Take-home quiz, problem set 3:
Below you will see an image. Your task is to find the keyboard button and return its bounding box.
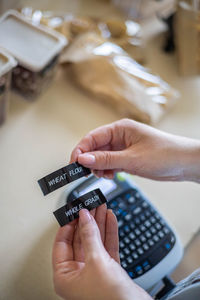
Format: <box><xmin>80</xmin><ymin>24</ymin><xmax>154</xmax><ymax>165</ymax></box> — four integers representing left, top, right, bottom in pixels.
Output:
<box><xmin>140</xmin><ymin>214</ymin><xmax>146</xmax><ymax>222</ymax></box>
<box><xmin>137</xmin><ymin>248</ymin><xmax>144</xmax><ymax>256</ymax></box>
<box><xmin>142</xmin><ymin>201</ymin><xmax>149</xmax><ymax>208</ymax></box>
<box><xmin>135</xmin><ymin>192</ymin><xmax>140</xmax><ymax>200</ymax></box>
<box><xmin>163</xmin><ymin>227</ymin><xmax>169</xmax><ymax>234</ymax></box>
<box><xmin>122</xmin><ymin>211</ymin><xmax>128</xmax><ymax>217</ymax></box>
<box><xmin>115</xmin><ymin>209</ymin><xmax>122</xmax><ymax>216</ymax></box>
<box><xmin>149</xmin><ymin>207</ymin><xmax>155</xmax><ymax>214</ymax></box>
<box><xmin>127</xmin><ymin>256</ymin><xmax>133</xmax><ymax>264</ymax></box>
<box><xmin>133</xmin><ymin>207</ymin><xmax>142</xmax><ymax>215</ymax></box>
<box><xmin>153</xmin><ymin>235</ymin><xmax>159</xmax><ymax>243</ymax></box>
<box><xmin>160</xmin><ymin>219</ymin><xmax>166</xmax><ymax>226</ymax></box>
<box><xmin>110</xmin><ymin>200</ymin><xmax>118</xmax><ymax>208</ymax></box>
<box><xmin>144</xmin><ymin>220</ymin><xmax>151</xmax><ymax>228</ymax></box>
<box><xmin>124</xmin><ymin>225</ymin><xmax>130</xmax><ymax>233</ymax></box>
<box><xmin>158</xmin><ymin>231</ymin><xmax>165</xmax><ymax>239</ymax></box>
<box><xmin>155</xmin><ymin>223</ymin><xmax>162</xmax><ymax>230</ymax></box>
<box><xmin>124</xmin><ymin>193</ymin><xmax>131</xmax><ymax>200</ymax></box>
<box><xmin>127</xmin><ymin>196</ymin><xmax>136</xmax><ymax>204</ymax></box>
<box><xmin>122</xmin><ymin>261</ymin><xmax>128</xmax><ymax>268</ymax></box>
<box><xmin>118</xmin><ymin>220</ymin><xmax>124</xmax><ymax>228</ymax></box>
<box><xmin>145</xmin><ymin>231</ymin><xmax>151</xmax><ymax>238</ymax></box>
<box><xmin>143</xmin><ymin>260</ymin><xmax>151</xmax><ymax>271</ymax></box>
<box><xmin>164</xmin><ymin>242</ymin><xmax>171</xmax><ymax>251</ymax></box>
<box><xmin>130</xmin><ymin>222</ymin><xmax>135</xmax><ymax>230</ymax></box>
<box><xmin>143</xmin><ymin>243</ymin><xmax>149</xmax><ymax>251</ymax></box>
<box><xmin>148</xmin><ymin>239</ymin><xmax>154</xmax><ymax>247</ymax></box>
<box><xmin>119</xmin><ymin>230</ymin><xmax>125</xmax><ymax>238</ymax></box>
<box><xmin>124</xmin><ymin>237</ymin><xmax>131</xmax><ymax>244</ymax></box>
<box><xmin>120</xmin><ymin>252</ymin><xmax>125</xmax><ymax>260</ymax></box>
<box><xmin>118</xmin><ymin>201</ymin><xmax>126</xmax><ymax>209</ymax></box>
<box><xmin>129</xmin><ymin>232</ymin><xmax>136</xmax><ymax>240</ymax></box>
<box><xmin>132</xmin><ymin>252</ymin><xmax>139</xmax><ymax>260</ymax></box>
<box><xmin>135</xmin><ymin>265</ymin><xmax>143</xmax><ymax>276</ymax></box>
<box><xmin>128</xmin><ymin>271</ymin><xmax>135</xmax><ymax>279</ymax></box>
<box><xmin>145</xmin><ymin>211</ymin><xmax>151</xmax><ymax>218</ymax></box>
<box><xmin>155</xmin><ymin>213</ymin><xmax>160</xmax><ymax>219</ymax></box>
<box><xmin>135</xmin><ymin>239</ymin><xmax>141</xmax><ymax>247</ymax></box>
<box><xmin>149</xmin><ymin>246</ymin><xmax>167</xmax><ymax>266</ymax></box>
<box><xmin>124</xmin><ymin>248</ymin><xmax>130</xmax><ymax>255</ymax></box>
<box><xmin>120</xmin><ymin>241</ymin><xmax>125</xmax><ymax>249</ymax></box>
<box><xmin>134</xmin><ymin>217</ymin><xmax>140</xmax><ymax>225</ymax></box>
<box><xmin>125</xmin><ymin>214</ymin><xmax>132</xmax><ymax>221</ymax></box>
<box><xmin>140</xmin><ymin>235</ymin><xmax>146</xmax><ymax>243</ymax></box>
<box><xmin>135</xmin><ymin>229</ymin><xmax>141</xmax><ymax>236</ymax></box>
<box><xmin>150</xmin><ymin>216</ymin><xmax>156</xmax><ymax>224</ymax></box>
<box><xmin>170</xmin><ymin>235</ymin><xmax>175</xmax><ymax>244</ymax></box>
<box><xmin>130</xmin><ymin>243</ymin><xmax>136</xmax><ymax>251</ymax></box>
<box><xmin>140</xmin><ymin>225</ymin><xmax>146</xmax><ymax>232</ymax></box>
<box><xmin>150</xmin><ymin>227</ymin><xmax>156</xmax><ymax>234</ymax></box>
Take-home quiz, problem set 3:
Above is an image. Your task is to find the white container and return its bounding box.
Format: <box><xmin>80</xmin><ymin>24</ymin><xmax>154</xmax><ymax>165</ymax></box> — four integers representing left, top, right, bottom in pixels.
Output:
<box><xmin>0</xmin><ymin>10</ymin><xmax>67</xmax><ymax>99</ymax></box>
<box><xmin>112</xmin><ymin>0</ymin><xmax>176</xmax><ymax>20</ymax></box>
<box><xmin>0</xmin><ymin>49</ymin><xmax>17</xmax><ymax>125</ymax></box>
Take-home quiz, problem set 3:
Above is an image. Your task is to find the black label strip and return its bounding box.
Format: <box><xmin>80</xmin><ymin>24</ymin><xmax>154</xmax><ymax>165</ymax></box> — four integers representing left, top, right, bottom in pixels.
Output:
<box><xmin>53</xmin><ymin>189</ymin><xmax>107</xmax><ymax>226</ymax></box>
<box><xmin>38</xmin><ymin>162</ymin><xmax>91</xmax><ymax>196</ymax></box>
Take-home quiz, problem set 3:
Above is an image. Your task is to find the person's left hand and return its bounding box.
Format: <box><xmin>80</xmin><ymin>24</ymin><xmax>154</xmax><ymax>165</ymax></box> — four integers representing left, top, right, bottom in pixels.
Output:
<box><xmin>52</xmin><ymin>205</ymin><xmax>152</xmax><ymax>300</ymax></box>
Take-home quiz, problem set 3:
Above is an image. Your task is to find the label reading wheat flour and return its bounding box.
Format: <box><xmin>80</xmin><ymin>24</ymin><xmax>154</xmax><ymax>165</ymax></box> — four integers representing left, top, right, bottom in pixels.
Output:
<box><xmin>38</xmin><ymin>162</ymin><xmax>91</xmax><ymax>196</ymax></box>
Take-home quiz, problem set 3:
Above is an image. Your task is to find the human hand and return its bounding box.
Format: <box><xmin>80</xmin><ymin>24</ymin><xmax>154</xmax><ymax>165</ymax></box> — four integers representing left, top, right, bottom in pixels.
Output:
<box><xmin>70</xmin><ymin>119</ymin><xmax>200</xmax><ymax>183</ymax></box>
<box><xmin>52</xmin><ymin>205</ymin><xmax>152</xmax><ymax>300</ymax></box>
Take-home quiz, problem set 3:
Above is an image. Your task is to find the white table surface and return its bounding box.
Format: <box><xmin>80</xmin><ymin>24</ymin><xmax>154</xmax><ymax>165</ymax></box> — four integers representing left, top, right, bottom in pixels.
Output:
<box><xmin>0</xmin><ymin>1</ymin><xmax>200</xmax><ymax>299</ymax></box>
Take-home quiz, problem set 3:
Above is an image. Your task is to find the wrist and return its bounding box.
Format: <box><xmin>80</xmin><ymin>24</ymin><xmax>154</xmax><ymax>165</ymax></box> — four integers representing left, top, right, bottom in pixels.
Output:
<box><xmin>180</xmin><ymin>138</ymin><xmax>200</xmax><ymax>183</ymax></box>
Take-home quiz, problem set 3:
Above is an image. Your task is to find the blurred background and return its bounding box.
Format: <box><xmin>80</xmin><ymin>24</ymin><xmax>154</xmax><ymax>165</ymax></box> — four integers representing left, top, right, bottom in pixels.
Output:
<box><xmin>0</xmin><ymin>0</ymin><xmax>200</xmax><ymax>299</ymax></box>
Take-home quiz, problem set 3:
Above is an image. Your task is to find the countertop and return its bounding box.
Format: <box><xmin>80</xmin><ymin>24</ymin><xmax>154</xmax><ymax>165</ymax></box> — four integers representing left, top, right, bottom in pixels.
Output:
<box><xmin>0</xmin><ymin>1</ymin><xmax>200</xmax><ymax>299</ymax></box>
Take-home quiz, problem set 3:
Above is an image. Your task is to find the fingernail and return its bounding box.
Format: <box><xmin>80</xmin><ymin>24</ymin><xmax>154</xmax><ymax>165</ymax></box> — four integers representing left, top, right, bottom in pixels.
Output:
<box><xmin>79</xmin><ymin>153</ymin><xmax>95</xmax><ymax>165</ymax></box>
<box><xmin>79</xmin><ymin>209</ymin><xmax>92</xmax><ymax>225</ymax></box>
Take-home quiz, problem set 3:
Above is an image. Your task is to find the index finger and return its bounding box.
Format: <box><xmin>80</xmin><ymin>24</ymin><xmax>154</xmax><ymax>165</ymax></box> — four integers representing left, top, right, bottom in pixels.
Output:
<box><xmin>70</xmin><ymin>124</ymin><xmax>113</xmax><ymax>163</ymax></box>
<box><xmin>52</xmin><ymin>220</ymin><xmax>77</xmax><ymax>271</ymax></box>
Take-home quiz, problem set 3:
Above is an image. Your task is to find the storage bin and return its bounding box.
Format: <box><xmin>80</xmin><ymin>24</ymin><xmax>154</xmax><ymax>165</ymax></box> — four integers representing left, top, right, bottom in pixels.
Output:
<box><xmin>0</xmin><ymin>49</ymin><xmax>17</xmax><ymax>125</ymax></box>
<box><xmin>0</xmin><ymin>10</ymin><xmax>67</xmax><ymax>99</ymax></box>
<box><xmin>112</xmin><ymin>0</ymin><xmax>176</xmax><ymax>20</ymax></box>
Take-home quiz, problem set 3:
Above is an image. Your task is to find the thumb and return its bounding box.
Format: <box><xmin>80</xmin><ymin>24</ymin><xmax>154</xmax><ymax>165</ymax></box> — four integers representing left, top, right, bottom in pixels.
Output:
<box><xmin>78</xmin><ymin>150</ymin><xmax>127</xmax><ymax>170</ymax></box>
<box><xmin>79</xmin><ymin>209</ymin><xmax>107</xmax><ymax>262</ymax></box>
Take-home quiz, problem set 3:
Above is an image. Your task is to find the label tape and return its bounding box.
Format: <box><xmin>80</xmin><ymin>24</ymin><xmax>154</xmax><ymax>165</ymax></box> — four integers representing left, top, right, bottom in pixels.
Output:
<box><xmin>38</xmin><ymin>162</ymin><xmax>91</xmax><ymax>196</ymax></box>
<box><xmin>53</xmin><ymin>188</ymin><xmax>107</xmax><ymax>226</ymax></box>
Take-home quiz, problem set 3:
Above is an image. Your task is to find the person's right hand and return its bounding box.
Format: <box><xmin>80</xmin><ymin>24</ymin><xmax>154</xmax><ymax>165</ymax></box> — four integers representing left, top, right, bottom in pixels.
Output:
<box><xmin>53</xmin><ymin>206</ymin><xmax>152</xmax><ymax>300</ymax></box>
<box><xmin>70</xmin><ymin>119</ymin><xmax>200</xmax><ymax>183</ymax></box>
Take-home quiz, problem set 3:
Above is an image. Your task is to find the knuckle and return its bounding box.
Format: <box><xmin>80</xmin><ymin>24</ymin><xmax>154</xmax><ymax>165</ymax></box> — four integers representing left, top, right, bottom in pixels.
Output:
<box><xmin>85</xmin><ymin>133</ymin><xmax>96</xmax><ymax>150</ymax></box>
<box><xmin>121</xmin><ymin>118</ymin><xmax>137</xmax><ymax>129</ymax></box>
<box><xmin>120</xmin><ymin>118</ymin><xmax>132</xmax><ymax>126</ymax></box>
<box><xmin>121</xmin><ymin>117</ymin><xmax>130</xmax><ymax>123</ymax></box>
<box><xmin>81</xmin><ymin>223</ymin><xmax>96</xmax><ymax>238</ymax></box>
<box><xmin>104</xmin><ymin>151</ymin><xmax>112</xmax><ymax>168</ymax></box>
